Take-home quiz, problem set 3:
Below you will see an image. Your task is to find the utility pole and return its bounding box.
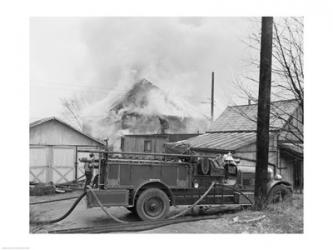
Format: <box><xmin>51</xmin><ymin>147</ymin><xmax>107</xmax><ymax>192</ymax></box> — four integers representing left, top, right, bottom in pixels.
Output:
<box><xmin>254</xmin><ymin>17</ymin><xmax>273</xmax><ymax>210</ymax></box>
<box><xmin>211</xmin><ymin>72</ymin><xmax>215</xmax><ymax>122</ymax></box>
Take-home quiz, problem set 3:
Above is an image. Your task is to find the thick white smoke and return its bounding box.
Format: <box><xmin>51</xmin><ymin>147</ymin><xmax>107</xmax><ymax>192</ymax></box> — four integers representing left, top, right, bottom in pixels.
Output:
<box><xmin>77</xmin><ymin>17</ymin><xmax>253</xmax><ymax>107</ymax></box>
<box><xmin>58</xmin><ymin>17</ymin><xmax>255</xmax><ymax>146</ymax></box>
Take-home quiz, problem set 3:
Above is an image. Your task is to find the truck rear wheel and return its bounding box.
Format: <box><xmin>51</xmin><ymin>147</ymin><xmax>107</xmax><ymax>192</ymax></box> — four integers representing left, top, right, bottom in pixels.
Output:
<box><xmin>136</xmin><ymin>188</ymin><xmax>170</xmax><ymax>221</ymax></box>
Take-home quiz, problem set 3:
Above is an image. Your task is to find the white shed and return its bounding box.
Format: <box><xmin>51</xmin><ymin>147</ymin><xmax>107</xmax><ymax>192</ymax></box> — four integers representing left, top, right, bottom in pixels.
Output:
<box><xmin>30</xmin><ymin>117</ymin><xmax>104</xmax><ymax>184</ymax></box>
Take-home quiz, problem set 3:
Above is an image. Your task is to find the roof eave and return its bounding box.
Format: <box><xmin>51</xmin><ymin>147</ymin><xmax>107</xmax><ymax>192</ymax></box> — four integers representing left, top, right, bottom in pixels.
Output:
<box><xmin>30</xmin><ymin>117</ymin><xmax>105</xmax><ymax>146</ymax></box>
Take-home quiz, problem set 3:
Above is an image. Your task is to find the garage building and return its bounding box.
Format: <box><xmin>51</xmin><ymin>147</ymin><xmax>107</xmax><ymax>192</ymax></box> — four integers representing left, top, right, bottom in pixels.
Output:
<box><xmin>30</xmin><ymin>117</ymin><xmax>104</xmax><ymax>184</ymax></box>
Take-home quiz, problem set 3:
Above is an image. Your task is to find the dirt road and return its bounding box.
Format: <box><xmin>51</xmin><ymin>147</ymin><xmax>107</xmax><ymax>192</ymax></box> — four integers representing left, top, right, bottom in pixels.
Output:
<box><xmin>30</xmin><ymin>192</ymin><xmax>303</xmax><ymax>233</ymax></box>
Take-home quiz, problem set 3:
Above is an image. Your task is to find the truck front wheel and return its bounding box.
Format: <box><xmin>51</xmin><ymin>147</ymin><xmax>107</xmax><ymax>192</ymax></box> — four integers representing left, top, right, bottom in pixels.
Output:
<box><xmin>267</xmin><ymin>184</ymin><xmax>292</xmax><ymax>204</ymax></box>
<box><xmin>136</xmin><ymin>188</ymin><xmax>170</xmax><ymax>221</ymax></box>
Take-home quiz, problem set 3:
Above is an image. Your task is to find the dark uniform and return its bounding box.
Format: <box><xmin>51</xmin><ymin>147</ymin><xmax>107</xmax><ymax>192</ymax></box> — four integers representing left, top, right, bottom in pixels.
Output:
<box><xmin>84</xmin><ymin>154</ymin><xmax>95</xmax><ymax>190</ymax></box>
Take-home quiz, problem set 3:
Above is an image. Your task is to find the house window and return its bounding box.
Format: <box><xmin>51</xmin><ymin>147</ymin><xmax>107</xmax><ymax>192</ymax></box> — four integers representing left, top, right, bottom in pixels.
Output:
<box><xmin>144</xmin><ymin>140</ymin><xmax>152</xmax><ymax>152</ymax></box>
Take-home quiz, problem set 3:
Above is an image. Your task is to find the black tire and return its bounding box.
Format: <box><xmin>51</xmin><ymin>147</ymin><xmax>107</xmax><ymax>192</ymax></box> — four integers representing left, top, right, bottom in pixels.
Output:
<box><xmin>267</xmin><ymin>184</ymin><xmax>292</xmax><ymax>204</ymax></box>
<box><xmin>136</xmin><ymin>188</ymin><xmax>170</xmax><ymax>221</ymax></box>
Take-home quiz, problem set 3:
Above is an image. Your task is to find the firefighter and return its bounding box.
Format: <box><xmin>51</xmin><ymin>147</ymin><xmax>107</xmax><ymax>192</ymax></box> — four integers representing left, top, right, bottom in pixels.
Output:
<box><xmin>222</xmin><ymin>152</ymin><xmax>238</xmax><ymax>182</ymax></box>
<box><xmin>222</xmin><ymin>153</ymin><xmax>234</xmax><ymax>180</ymax></box>
<box><xmin>84</xmin><ymin>153</ymin><xmax>95</xmax><ymax>191</ymax></box>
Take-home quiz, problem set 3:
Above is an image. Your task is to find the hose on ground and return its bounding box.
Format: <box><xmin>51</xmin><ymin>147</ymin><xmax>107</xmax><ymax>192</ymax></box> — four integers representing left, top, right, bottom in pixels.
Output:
<box><xmin>215</xmin><ymin>183</ymin><xmax>254</xmax><ymax>206</ymax></box>
<box><xmin>169</xmin><ymin>181</ymin><xmax>216</xmax><ymax>219</ymax></box>
<box><xmin>86</xmin><ymin>186</ymin><xmax>128</xmax><ymax>224</ymax></box>
<box><xmin>30</xmin><ymin>191</ymin><xmax>87</xmax><ymax>225</ymax></box>
<box><xmin>30</xmin><ymin>196</ymin><xmax>81</xmax><ymax>205</ymax></box>
<box><xmin>30</xmin><ymin>186</ymin><xmax>127</xmax><ymax>226</ymax></box>
<box><xmin>169</xmin><ymin>182</ymin><xmax>253</xmax><ymax>219</ymax></box>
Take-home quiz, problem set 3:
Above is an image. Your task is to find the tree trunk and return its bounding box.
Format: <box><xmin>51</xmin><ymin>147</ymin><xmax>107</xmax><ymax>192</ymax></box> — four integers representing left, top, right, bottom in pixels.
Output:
<box><xmin>255</xmin><ymin>17</ymin><xmax>273</xmax><ymax>210</ymax></box>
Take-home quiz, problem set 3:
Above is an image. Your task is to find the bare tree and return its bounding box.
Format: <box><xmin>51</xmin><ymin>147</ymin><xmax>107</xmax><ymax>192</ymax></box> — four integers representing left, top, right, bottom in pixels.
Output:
<box><xmin>239</xmin><ymin>17</ymin><xmax>303</xmax><ymax>101</ymax></box>
<box><xmin>61</xmin><ymin>97</ymin><xmax>83</xmax><ymax>130</ymax></box>
<box><xmin>235</xmin><ymin>17</ymin><xmax>304</xmax><ymax>146</ymax></box>
<box><xmin>272</xmin><ymin>18</ymin><xmax>303</xmax><ymax>105</ymax></box>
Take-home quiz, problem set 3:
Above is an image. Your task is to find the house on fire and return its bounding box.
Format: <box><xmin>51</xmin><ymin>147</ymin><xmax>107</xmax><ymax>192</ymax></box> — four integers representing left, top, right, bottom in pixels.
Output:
<box><xmin>166</xmin><ymin>99</ymin><xmax>303</xmax><ymax>191</ymax></box>
<box><xmin>80</xmin><ymin>79</ymin><xmax>209</xmax><ymax>148</ymax></box>
<box><xmin>30</xmin><ymin>117</ymin><xmax>104</xmax><ymax>184</ymax></box>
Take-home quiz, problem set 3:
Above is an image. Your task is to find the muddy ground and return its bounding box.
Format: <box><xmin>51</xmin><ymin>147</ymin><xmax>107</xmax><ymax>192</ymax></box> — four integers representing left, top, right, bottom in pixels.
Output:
<box><xmin>30</xmin><ymin>191</ymin><xmax>303</xmax><ymax>234</ymax></box>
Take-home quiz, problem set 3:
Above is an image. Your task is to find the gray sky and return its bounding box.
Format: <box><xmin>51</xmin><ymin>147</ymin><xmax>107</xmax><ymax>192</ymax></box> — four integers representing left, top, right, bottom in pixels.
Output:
<box><xmin>30</xmin><ymin>17</ymin><xmax>258</xmax><ymax>122</ymax></box>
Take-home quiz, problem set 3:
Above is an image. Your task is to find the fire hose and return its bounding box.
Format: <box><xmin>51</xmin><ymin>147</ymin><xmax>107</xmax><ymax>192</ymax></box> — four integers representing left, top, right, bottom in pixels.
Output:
<box><xmin>31</xmin><ymin>182</ymin><xmax>253</xmax><ymax>229</ymax></box>
<box><xmin>86</xmin><ymin>186</ymin><xmax>127</xmax><ymax>224</ymax></box>
<box><xmin>169</xmin><ymin>182</ymin><xmax>253</xmax><ymax>219</ymax></box>
<box><xmin>169</xmin><ymin>181</ymin><xmax>216</xmax><ymax>219</ymax></box>
<box><xmin>31</xmin><ymin>191</ymin><xmax>87</xmax><ymax>225</ymax></box>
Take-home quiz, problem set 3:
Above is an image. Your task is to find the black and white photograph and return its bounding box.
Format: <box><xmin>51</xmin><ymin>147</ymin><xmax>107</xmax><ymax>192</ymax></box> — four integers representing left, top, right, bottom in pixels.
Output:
<box><xmin>2</xmin><ymin>0</ymin><xmax>333</xmax><ymax>249</ymax></box>
<box><xmin>29</xmin><ymin>16</ymin><xmax>303</xmax><ymax>234</ymax></box>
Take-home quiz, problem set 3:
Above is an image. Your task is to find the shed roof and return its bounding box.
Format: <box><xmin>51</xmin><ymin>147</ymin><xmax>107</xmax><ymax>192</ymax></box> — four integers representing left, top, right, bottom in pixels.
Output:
<box><xmin>209</xmin><ymin>99</ymin><xmax>299</xmax><ymax>132</ymax></box>
<box><xmin>30</xmin><ymin>117</ymin><xmax>104</xmax><ymax>146</ymax></box>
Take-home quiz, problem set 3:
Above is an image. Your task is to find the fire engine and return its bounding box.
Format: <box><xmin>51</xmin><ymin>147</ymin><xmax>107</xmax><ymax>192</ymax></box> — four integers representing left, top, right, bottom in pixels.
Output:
<box><xmin>85</xmin><ymin>151</ymin><xmax>292</xmax><ymax>221</ymax></box>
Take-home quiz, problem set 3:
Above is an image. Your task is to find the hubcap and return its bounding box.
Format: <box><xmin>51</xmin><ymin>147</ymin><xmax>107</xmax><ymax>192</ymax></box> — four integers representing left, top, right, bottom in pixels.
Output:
<box><xmin>143</xmin><ymin>197</ymin><xmax>164</xmax><ymax>217</ymax></box>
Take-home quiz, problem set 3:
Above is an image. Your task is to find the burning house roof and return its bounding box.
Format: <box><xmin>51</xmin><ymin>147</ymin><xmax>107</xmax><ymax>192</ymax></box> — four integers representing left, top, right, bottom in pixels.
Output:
<box><xmin>109</xmin><ymin>79</ymin><xmax>208</xmax><ymax>119</ymax></box>
<box><xmin>81</xmin><ymin>79</ymin><xmax>209</xmax><ymax>146</ymax></box>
